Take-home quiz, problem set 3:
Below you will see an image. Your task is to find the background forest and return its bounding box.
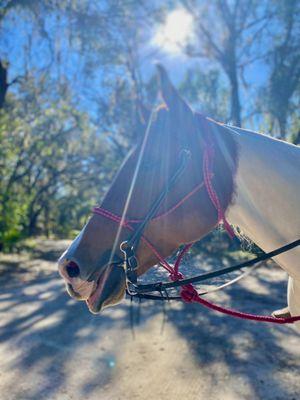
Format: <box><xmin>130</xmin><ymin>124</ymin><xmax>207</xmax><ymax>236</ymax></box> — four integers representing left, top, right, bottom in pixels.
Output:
<box><xmin>0</xmin><ymin>0</ymin><xmax>299</xmax><ymax>251</ymax></box>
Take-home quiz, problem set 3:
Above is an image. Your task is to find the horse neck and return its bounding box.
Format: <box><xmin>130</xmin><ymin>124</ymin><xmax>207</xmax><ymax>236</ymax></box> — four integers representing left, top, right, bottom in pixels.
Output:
<box><xmin>226</xmin><ymin>126</ymin><xmax>300</xmax><ymax>253</ymax></box>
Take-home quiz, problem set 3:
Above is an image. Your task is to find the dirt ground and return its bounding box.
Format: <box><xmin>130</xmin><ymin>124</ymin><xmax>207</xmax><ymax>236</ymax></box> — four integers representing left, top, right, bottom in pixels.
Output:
<box><xmin>0</xmin><ymin>239</ymin><xmax>299</xmax><ymax>400</ymax></box>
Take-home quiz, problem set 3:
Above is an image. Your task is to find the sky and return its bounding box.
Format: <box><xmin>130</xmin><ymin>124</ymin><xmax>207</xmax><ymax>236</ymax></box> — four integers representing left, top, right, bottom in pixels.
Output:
<box><xmin>141</xmin><ymin>7</ymin><xmax>268</xmax><ymax>78</ymax></box>
<box><xmin>0</xmin><ymin>3</ymin><xmax>270</xmax><ymax>129</ymax></box>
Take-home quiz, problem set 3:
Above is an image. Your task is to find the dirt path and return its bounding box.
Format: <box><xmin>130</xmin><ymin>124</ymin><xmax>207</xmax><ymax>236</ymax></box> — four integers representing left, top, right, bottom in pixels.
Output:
<box><xmin>0</xmin><ymin>240</ymin><xmax>299</xmax><ymax>400</ymax></box>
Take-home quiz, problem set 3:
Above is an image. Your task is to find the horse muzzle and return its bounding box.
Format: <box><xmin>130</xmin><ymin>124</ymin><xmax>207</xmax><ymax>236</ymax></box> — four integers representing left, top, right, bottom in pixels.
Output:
<box><xmin>85</xmin><ymin>264</ymin><xmax>126</xmax><ymax>313</ymax></box>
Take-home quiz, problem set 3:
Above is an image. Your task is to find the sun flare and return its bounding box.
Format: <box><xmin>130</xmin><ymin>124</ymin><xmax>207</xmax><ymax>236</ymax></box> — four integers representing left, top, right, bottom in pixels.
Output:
<box><xmin>152</xmin><ymin>8</ymin><xmax>194</xmax><ymax>54</ymax></box>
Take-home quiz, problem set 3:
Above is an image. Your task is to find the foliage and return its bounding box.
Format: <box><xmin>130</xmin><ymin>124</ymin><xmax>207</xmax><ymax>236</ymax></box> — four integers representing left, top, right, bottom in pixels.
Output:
<box><xmin>0</xmin><ymin>76</ymin><xmax>110</xmax><ymax>250</ymax></box>
<box><xmin>179</xmin><ymin>69</ymin><xmax>229</xmax><ymax>121</ymax></box>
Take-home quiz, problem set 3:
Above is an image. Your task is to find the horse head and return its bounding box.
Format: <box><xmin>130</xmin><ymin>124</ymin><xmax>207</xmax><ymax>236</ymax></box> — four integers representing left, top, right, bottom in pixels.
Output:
<box><xmin>58</xmin><ymin>65</ymin><xmax>238</xmax><ymax>313</ymax></box>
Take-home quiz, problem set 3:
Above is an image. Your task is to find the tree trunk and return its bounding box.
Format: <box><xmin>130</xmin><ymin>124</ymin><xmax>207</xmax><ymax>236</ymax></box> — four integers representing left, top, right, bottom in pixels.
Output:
<box><xmin>0</xmin><ymin>59</ymin><xmax>8</xmax><ymax>108</ymax></box>
<box><xmin>27</xmin><ymin>208</ymin><xmax>42</xmax><ymax>236</ymax></box>
<box><xmin>223</xmin><ymin>28</ymin><xmax>242</xmax><ymax>127</ymax></box>
<box><xmin>227</xmin><ymin>65</ymin><xmax>242</xmax><ymax>127</ymax></box>
<box><xmin>27</xmin><ymin>214</ymin><xmax>38</xmax><ymax>236</ymax></box>
<box><xmin>293</xmin><ymin>129</ymin><xmax>300</xmax><ymax>145</ymax></box>
<box><xmin>44</xmin><ymin>205</ymin><xmax>50</xmax><ymax>238</ymax></box>
<box><xmin>278</xmin><ymin>114</ymin><xmax>287</xmax><ymax>139</ymax></box>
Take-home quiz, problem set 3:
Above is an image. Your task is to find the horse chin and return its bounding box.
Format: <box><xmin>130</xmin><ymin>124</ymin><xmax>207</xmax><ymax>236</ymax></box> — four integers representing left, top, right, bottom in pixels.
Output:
<box><xmin>86</xmin><ymin>264</ymin><xmax>126</xmax><ymax>314</ymax></box>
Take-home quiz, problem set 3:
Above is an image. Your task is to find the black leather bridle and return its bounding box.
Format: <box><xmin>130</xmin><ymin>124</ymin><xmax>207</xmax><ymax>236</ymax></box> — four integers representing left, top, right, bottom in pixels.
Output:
<box><xmin>119</xmin><ymin>148</ymin><xmax>192</xmax><ymax>285</ymax></box>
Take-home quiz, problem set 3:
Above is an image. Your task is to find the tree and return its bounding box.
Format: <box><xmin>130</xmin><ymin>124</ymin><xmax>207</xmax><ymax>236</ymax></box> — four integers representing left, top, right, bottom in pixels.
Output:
<box><xmin>179</xmin><ymin>68</ymin><xmax>229</xmax><ymax>121</ymax></box>
<box><xmin>0</xmin><ymin>0</ymin><xmax>151</xmax><ymax>249</ymax></box>
<box><xmin>0</xmin><ymin>60</ymin><xmax>8</xmax><ymax>108</ymax></box>
<box><xmin>0</xmin><ymin>75</ymin><xmax>110</xmax><ymax>249</ymax></box>
<box><xmin>181</xmin><ymin>0</ymin><xmax>270</xmax><ymax>126</ymax></box>
<box><xmin>265</xmin><ymin>0</ymin><xmax>300</xmax><ymax>138</ymax></box>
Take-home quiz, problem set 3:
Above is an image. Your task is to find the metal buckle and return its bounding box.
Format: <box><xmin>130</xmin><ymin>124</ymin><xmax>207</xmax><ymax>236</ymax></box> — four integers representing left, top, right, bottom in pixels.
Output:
<box><xmin>120</xmin><ymin>241</ymin><xmax>138</xmax><ymax>284</ymax></box>
<box><xmin>127</xmin><ymin>255</ymin><xmax>138</xmax><ymax>270</ymax></box>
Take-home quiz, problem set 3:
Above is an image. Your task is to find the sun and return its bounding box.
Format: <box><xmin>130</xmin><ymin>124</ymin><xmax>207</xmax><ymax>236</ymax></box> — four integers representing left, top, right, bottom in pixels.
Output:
<box><xmin>152</xmin><ymin>8</ymin><xmax>194</xmax><ymax>54</ymax></box>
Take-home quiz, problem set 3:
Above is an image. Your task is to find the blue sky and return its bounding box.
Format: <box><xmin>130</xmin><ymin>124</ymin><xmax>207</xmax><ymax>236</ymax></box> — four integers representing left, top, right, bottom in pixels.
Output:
<box><xmin>0</xmin><ymin>3</ymin><xmax>270</xmax><ymax>130</ymax></box>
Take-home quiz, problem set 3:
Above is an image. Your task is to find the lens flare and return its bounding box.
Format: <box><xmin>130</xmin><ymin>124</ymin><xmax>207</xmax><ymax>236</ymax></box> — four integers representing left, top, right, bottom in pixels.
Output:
<box><xmin>152</xmin><ymin>8</ymin><xmax>194</xmax><ymax>54</ymax></box>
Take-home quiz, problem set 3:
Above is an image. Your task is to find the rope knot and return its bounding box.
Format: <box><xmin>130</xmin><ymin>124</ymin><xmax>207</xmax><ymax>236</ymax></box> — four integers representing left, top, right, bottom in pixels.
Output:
<box><xmin>169</xmin><ymin>269</ymin><xmax>200</xmax><ymax>303</ymax></box>
<box><xmin>169</xmin><ymin>271</ymin><xmax>184</xmax><ymax>282</ymax></box>
<box><xmin>180</xmin><ymin>284</ymin><xmax>199</xmax><ymax>303</ymax></box>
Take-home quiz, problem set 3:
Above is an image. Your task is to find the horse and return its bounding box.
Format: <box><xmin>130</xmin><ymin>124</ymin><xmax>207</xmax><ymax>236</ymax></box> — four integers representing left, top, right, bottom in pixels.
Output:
<box><xmin>58</xmin><ymin>65</ymin><xmax>300</xmax><ymax>324</ymax></box>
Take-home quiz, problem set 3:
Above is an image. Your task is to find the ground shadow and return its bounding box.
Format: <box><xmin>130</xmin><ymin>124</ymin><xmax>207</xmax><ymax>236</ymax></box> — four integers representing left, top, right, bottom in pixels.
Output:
<box><xmin>0</xmin><ymin>244</ymin><xmax>299</xmax><ymax>400</ymax></box>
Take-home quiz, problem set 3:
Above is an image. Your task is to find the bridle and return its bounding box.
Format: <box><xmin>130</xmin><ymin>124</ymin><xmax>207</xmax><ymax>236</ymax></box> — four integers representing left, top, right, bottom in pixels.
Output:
<box><xmin>93</xmin><ymin>138</ymin><xmax>231</xmax><ymax>287</ymax></box>
<box><xmin>92</xmin><ymin>137</ymin><xmax>300</xmax><ymax>324</ymax></box>
<box><xmin>93</xmin><ymin>148</ymin><xmax>201</xmax><ymax>284</ymax></box>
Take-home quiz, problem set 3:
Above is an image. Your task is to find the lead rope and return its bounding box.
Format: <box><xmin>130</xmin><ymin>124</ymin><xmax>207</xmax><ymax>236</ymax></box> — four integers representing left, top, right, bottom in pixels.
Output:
<box><xmin>168</xmin><ymin>145</ymin><xmax>300</xmax><ymax>324</ymax></box>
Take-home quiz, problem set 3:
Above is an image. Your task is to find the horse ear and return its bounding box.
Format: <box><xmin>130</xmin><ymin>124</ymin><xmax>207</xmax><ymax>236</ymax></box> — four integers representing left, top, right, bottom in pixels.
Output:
<box><xmin>156</xmin><ymin>63</ymin><xmax>191</xmax><ymax>116</ymax></box>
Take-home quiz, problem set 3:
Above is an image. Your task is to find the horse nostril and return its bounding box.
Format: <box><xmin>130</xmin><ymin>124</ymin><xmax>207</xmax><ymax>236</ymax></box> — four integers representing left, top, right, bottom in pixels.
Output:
<box><xmin>66</xmin><ymin>261</ymin><xmax>80</xmax><ymax>278</ymax></box>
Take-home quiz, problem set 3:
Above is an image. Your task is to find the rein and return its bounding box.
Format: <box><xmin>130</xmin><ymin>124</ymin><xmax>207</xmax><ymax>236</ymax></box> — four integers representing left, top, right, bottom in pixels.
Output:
<box><xmin>93</xmin><ymin>142</ymin><xmax>300</xmax><ymax>324</ymax></box>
